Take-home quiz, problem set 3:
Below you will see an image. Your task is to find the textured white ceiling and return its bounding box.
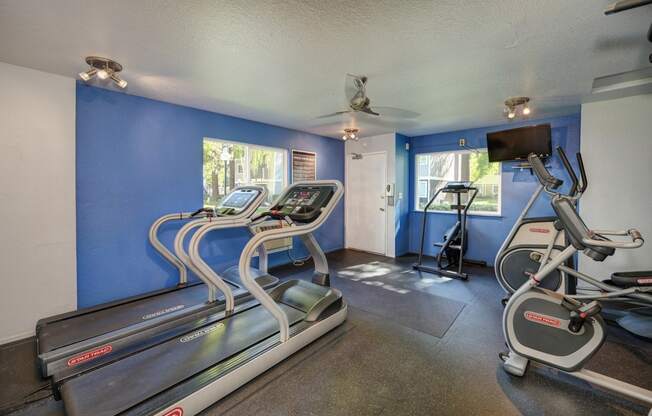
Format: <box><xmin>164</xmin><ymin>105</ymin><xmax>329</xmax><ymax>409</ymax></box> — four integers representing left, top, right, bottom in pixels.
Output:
<box><xmin>0</xmin><ymin>0</ymin><xmax>650</xmax><ymax>139</ymax></box>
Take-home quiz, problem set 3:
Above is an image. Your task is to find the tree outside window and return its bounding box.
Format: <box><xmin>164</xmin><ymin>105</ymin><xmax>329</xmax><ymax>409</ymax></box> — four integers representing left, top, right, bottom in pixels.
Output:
<box><xmin>203</xmin><ymin>139</ymin><xmax>287</xmax><ymax>207</ymax></box>
<box><xmin>415</xmin><ymin>150</ymin><xmax>500</xmax><ymax>215</ymax></box>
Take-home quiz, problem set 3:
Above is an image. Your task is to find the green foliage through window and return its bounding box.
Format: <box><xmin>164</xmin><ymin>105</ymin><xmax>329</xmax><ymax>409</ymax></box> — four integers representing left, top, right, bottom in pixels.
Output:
<box><xmin>415</xmin><ymin>150</ymin><xmax>501</xmax><ymax>215</ymax></box>
<box><xmin>203</xmin><ymin>139</ymin><xmax>286</xmax><ymax>207</ymax></box>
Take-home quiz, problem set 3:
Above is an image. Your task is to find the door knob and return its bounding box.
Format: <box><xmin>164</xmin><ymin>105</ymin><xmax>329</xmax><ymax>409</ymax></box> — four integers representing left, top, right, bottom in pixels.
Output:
<box><xmin>379</xmin><ymin>208</ymin><xmax>385</xmax><ymax>212</ymax></box>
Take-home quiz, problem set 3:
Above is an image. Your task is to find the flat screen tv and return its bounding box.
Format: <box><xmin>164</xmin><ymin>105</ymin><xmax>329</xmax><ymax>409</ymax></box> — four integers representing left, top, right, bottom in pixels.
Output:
<box><xmin>486</xmin><ymin>124</ymin><xmax>552</xmax><ymax>162</ymax></box>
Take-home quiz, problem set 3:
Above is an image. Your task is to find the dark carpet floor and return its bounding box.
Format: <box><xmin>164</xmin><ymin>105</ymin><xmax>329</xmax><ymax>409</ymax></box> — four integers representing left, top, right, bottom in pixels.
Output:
<box><xmin>2</xmin><ymin>249</ymin><xmax>651</xmax><ymax>416</ymax></box>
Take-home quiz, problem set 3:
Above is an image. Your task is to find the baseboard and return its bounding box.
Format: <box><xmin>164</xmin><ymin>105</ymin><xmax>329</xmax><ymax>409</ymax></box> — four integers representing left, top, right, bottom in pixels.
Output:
<box><xmin>0</xmin><ymin>330</ymin><xmax>35</xmax><ymax>347</ymax></box>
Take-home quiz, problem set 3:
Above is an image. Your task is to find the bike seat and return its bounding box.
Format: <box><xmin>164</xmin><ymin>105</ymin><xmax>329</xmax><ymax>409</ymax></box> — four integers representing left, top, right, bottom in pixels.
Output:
<box><xmin>610</xmin><ymin>271</ymin><xmax>652</xmax><ymax>288</ymax></box>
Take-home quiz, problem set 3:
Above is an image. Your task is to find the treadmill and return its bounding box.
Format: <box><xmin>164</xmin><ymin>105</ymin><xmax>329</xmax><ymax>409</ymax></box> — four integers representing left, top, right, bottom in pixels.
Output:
<box><xmin>60</xmin><ymin>180</ymin><xmax>347</xmax><ymax>416</ymax></box>
<box><xmin>36</xmin><ymin>186</ymin><xmax>278</xmax><ymax>379</ymax></box>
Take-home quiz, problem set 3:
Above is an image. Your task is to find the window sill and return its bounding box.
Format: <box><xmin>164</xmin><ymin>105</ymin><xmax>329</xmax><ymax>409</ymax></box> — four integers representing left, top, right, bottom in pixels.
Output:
<box><xmin>412</xmin><ymin>210</ymin><xmax>503</xmax><ymax>218</ymax></box>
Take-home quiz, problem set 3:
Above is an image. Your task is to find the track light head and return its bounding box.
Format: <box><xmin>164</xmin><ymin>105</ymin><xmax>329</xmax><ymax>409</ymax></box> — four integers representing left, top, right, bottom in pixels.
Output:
<box><xmin>97</xmin><ymin>69</ymin><xmax>110</xmax><ymax>80</ymax></box>
<box><xmin>78</xmin><ymin>68</ymin><xmax>97</xmax><ymax>81</ymax></box>
<box><xmin>111</xmin><ymin>74</ymin><xmax>128</xmax><ymax>89</ymax></box>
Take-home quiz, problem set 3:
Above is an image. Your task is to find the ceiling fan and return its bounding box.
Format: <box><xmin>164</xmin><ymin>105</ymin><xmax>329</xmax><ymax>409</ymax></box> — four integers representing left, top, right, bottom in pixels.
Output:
<box><xmin>317</xmin><ymin>74</ymin><xmax>420</xmax><ymax>119</ymax></box>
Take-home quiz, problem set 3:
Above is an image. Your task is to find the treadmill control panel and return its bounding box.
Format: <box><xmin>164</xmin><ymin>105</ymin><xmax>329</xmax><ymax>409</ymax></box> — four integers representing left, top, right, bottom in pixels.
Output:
<box><xmin>268</xmin><ymin>185</ymin><xmax>335</xmax><ymax>223</ymax></box>
<box><xmin>214</xmin><ymin>188</ymin><xmax>262</xmax><ymax>216</ymax></box>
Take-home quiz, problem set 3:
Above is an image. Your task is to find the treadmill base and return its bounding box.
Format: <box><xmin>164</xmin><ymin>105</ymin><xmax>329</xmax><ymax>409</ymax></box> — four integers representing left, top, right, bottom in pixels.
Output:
<box><xmin>150</xmin><ymin>303</ymin><xmax>347</xmax><ymax>416</ymax></box>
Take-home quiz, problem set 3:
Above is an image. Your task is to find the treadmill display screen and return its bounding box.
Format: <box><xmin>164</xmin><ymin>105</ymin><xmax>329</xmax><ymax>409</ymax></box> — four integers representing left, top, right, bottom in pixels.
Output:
<box><xmin>221</xmin><ymin>190</ymin><xmax>257</xmax><ymax>209</ymax></box>
<box><xmin>285</xmin><ymin>190</ymin><xmax>320</xmax><ymax>206</ymax></box>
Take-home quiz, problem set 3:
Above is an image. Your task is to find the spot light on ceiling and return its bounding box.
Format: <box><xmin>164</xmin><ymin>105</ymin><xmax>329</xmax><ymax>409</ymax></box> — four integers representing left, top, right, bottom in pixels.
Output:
<box><xmin>342</xmin><ymin>128</ymin><xmax>359</xmax><ymax>141</ymax></box>
<box><xmin>78</xmin><ymin>56</ymin><xmax>128</xmax><ymax>89</ymax></box>
<box><xmin>504</xmin><ymin>96</ymin><xmax>531</xmax><ymax>120</ymax></box>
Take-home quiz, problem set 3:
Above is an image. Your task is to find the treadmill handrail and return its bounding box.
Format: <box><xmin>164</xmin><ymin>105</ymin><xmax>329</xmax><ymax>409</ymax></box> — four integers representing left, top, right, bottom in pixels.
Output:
<box><xmin>238</xmin><ymin>180</ymin><xmax>344</xmax><ymax>342</ymax></box>
<box><xmin>149</xmin><ymin>212</ymin><xmax>198</xmax><ymax>285</ymax></box>
<box><xmin>173</xmin><ymin>186</ymin><xmax>267</xmax><ymax>282</ymax></box>
<box><xmin>174</xmin><ymin>218</ymin><xmax>215</xmax><ymax>281</ymax></box>
<box><xmin>148</xmin><ymin>185</ymin><xmax>266</xmax><ymax>286</ymax></box>
<box><xmin>187</xmin><ymin>221</ymin><xmax>248</xmax><ymax>311</ymax></box>
<box><xmin>182</xmin><ymin>186</ymin><xmax>268</xmax><ymax>308</ymax></box>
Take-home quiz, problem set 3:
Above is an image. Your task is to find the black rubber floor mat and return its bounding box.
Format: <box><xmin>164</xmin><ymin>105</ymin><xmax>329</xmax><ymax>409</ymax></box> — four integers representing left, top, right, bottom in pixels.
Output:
<box><xmin>333</xmin><ymin>276</ymin><xmax>466</xmax><ymax>338</ymax></box>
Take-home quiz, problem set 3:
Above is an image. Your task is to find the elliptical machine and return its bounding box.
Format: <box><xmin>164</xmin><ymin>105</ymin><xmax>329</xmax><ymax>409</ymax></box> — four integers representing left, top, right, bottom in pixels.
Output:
<box><xmin>498</xmin><ymin>148</ymin><xmax>652</xmax><ymax>339</ymax></box>
<box><xmin>413</xmin><ymin>181</ymin><xmax>486</xmax><ymax>280</ymax></box>
<box><xmin>495</xmin><ymin>147</ymin><xmax>580</xmax><ymax>296</ymax></box>
<box><xmin>500</xmin><ymin>152</ymin><xmax>652</xmax><ymax>411</ymax></box>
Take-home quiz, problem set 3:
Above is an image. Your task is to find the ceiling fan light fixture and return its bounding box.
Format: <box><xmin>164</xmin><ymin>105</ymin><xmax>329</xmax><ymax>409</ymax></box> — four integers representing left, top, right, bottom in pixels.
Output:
<box><xmin>522</xmin><ymin>105</ymin><xmax>531</xmax><ymax>115</ymax></box>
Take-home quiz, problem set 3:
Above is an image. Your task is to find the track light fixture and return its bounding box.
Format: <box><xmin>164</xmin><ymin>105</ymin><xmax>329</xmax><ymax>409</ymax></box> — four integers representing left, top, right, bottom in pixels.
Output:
<box><xmin>342</xmin><ymin>128</ymin><xmax>359</xmax><ymax>141</ymax></box>
<box><xmin>78</xmin><ymin>56</ymin><xmax>128</xmax><ymax>89</ymax></box>
<box><xmin>504</xmin><ymin>96</ymin><xmax>531</xmax><ymax>120</ymax></box>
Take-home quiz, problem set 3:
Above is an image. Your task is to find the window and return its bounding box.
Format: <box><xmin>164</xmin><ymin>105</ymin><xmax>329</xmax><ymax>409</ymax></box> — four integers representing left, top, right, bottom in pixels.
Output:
<box><xmin>203</xmin><ymin>138</ymin><xmax>287</xmax><ymax>207</ymax></box>
<box><xmin>414</xmin><ymin>150</ymin><xmax>501</xmax><ymax>215</ymax></box>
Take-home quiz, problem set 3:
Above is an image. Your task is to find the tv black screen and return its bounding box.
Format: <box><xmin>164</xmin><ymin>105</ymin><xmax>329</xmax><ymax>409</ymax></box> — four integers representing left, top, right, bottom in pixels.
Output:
<box><xmin>486</xmin><ymin>124</ymin><xmax>552</xmax><ymax>162</ymax></box>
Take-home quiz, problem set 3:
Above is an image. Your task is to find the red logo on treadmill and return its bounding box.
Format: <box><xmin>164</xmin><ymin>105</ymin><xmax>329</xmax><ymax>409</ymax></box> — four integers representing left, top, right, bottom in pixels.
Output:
<box><xmin>66</xmin><ymin>345</ymin><xmax>113</xmax><ymax>367</ymax></box>
<box><xmin>529</xmin><ymin>227</ymin><xmax>550</xmax><ymax>234</ymax></box>
<box><xmin>162</xmin><ymin>407</ymin><xmax>183</xmax><ymax>416</ymax></box>
<box><xmin>524</xmin><ymin>311</ymin><xmax>561</xmax><ymax>328</ymax></box>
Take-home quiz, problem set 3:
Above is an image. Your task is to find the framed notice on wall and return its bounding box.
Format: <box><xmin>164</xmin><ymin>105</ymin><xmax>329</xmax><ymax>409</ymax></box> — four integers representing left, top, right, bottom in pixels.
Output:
<box><xmin>291</xmin><ymin>150</ymin><xmax>317</xmax><ymax>182</ymax></box>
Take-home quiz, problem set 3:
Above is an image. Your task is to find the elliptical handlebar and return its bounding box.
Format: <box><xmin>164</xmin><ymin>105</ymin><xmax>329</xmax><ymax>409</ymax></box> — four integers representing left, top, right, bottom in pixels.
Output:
<box><xmin>528</xmin><ymin>147</ymin><xmax>587</xmax><ymax>199</ymax></box>
<box><xmin>582</xmin><ymin>228</ymin><xmax>644</xmax><ymax>249</ymax></box>
<box><xmin>556</xmin><ymin>147</ymin><xmax>579</xmax><ymax>197</ymax></box>
<box><xmin>527</xmin><ymin>153</ymin><xmax>563</xmax><ymax>191</ymax></box>
<box><xmin>576</xmin><ymin>152</ymin><xmax>588</xmax><ymax>193</ymax></box>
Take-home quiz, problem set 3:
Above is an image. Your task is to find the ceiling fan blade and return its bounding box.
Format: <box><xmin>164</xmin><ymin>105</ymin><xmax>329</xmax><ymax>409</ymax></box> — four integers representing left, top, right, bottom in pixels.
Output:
<box><xmin>352</xmin><ymin>113</ymin><xmax>419</xmax><ymax>130</ymax></box>
<box><xmin>316</xmin><ymin>110</ymin><xmax>352</xmax><ymax>119</ymax></box>
<box><xmin>372</xmin><ymin>106</ymin><xmax>420</xmax><ymax>119</ymax></box>
<box><xmin>360</xmin><ymin>106</ymin><xmax>380</xmax><ymax>116</ymax></box>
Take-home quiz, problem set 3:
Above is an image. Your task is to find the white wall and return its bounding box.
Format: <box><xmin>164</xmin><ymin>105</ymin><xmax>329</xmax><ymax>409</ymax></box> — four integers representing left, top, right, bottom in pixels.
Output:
<box><xmin>345</xmin><ymin>133</ymin><xmax>397</xmax><ymax>257</ymax></box>
<box><xmin>579</xmin><ymin>94</ymin><xmax>652</xmax><ymax>279</ymax></box>
<box><xmin>0</xmin><ymin>62</ymin><xmax>77</xmax><ymax>344</ymax></box>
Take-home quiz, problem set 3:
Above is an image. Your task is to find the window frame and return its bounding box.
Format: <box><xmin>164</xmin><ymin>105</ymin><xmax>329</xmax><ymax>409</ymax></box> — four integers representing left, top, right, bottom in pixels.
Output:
<box><xmin>203</xmin><ymin>137</ymin><xmax>289</xmax><ymax>206</ymax></box>
<box><xmin>414</xmin><ymin>148</ymin><xmax>502</xmax><ymax>217</ymax></box>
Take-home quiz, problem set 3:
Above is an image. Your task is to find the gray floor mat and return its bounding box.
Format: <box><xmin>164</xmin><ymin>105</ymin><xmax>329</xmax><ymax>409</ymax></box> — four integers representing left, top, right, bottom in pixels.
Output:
<box><xmin>333</xmin><ymin>275</ymin><xmax>466</xmax><ymax>338</ymax></box>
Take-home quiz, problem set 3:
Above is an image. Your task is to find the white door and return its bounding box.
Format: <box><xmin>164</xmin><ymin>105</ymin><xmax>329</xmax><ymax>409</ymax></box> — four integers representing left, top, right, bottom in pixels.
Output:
<box><xmin>346</xmin><ymin>152</ymin><xmax>387</xmax><ymax>255</ymax></box>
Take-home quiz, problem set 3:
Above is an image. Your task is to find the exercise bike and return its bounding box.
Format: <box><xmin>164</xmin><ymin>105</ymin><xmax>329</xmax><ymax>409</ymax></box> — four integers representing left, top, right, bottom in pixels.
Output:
<box><xmin>500</xmin><ymin>154</ymin><xmax>652</xmax><ymax>412</ymax></box>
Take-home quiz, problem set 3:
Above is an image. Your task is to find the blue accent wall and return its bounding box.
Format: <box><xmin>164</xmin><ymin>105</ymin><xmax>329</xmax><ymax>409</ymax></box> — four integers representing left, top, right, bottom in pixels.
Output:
<box><xmin>407</xmin><ymin>114</ymin><xmax>581</xmax><ymax>265</ymax></box>
<box><xmin>76</xmin><ymin>84</ymin><xmax>344</xmax><ymax>307</ymax></box>
<box><xmin>395</xmin><ymin>134</ymin><xmax>410</xmax><ymax>256</ymax></box>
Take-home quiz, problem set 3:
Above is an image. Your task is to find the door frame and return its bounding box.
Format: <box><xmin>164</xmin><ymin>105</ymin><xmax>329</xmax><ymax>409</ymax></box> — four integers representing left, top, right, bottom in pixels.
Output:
<box><xmin>344</xmin><ymin>150</ymin><xmax>388</xmax><ymax>255</ymax></box>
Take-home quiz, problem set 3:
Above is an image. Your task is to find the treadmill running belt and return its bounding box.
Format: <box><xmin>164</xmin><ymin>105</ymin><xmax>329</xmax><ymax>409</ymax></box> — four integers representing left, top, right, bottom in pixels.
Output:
<box><xmin>38</xmin><ymin>283</ymin><xmax>213</xmax><ymax>353</ymax></box>
<box><xmin>61</xmin><ymin>304</ymin><xmax>305</xmax><ymax>416</ymax></box>
<box><xmin>38</xmin><ymin>270</ymin><xmax>275</xmax><ymax>354</ymax></box>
